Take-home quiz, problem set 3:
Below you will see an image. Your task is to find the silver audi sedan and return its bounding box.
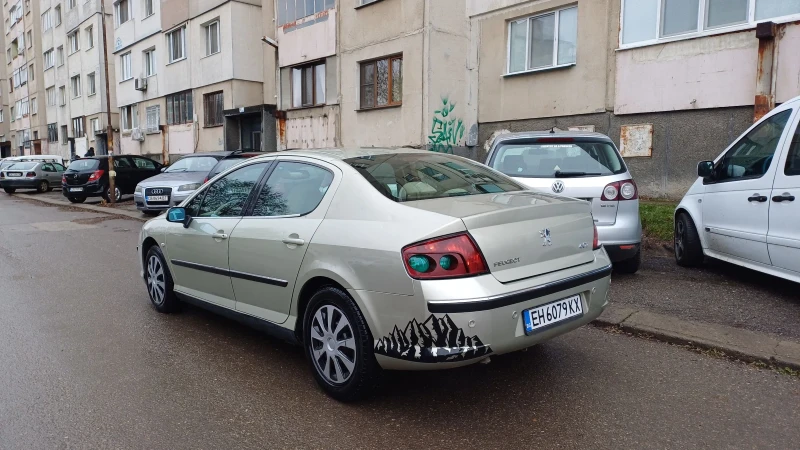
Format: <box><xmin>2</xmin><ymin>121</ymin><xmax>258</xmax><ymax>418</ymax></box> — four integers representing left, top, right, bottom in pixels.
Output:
<box><xmin>137</xmin><ymin>148</ymin><xmax>612</xmax><ymax>401</ymax></box>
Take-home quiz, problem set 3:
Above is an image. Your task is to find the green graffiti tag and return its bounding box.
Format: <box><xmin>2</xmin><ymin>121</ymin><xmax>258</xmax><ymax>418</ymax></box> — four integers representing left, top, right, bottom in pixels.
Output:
<box><xmin>428</xmin><ymin>97</ymin><xmax>465</xmax><ymax>153</ymax></box>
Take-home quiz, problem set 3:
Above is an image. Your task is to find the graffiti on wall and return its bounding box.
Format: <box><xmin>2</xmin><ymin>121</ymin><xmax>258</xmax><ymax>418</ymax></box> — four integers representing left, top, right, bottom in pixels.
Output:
<box><xmin>429</xmin><ymin>97</ymin><xmax>465</xmax><ymax>153</ymax></box>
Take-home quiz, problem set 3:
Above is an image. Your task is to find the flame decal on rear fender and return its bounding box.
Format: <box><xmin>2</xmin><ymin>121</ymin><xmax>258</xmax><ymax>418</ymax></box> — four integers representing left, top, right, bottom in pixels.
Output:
<box><xmin>374</xmin><ymin>314</ymin><xmax>492</xmax><ymax>363</ymax></box>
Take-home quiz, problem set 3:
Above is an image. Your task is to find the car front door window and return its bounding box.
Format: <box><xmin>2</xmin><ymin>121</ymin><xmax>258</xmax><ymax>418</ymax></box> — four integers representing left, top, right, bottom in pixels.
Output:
<box><xmin>197</xmin><ymin>163</ymin><xmax>269</xmax><ymax>218</ymax></box>
<box><xmin>712</xmin><ymin>110</ymin><xmax>792</xmax><ymax>183</ymax></box>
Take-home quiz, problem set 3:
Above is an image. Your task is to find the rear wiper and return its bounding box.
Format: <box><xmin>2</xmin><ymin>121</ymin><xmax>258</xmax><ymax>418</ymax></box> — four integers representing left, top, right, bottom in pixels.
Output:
<box><xmin>554</xmin><ymin>171</ymin><xmax>602</xmax><ymax>178</ymax></box>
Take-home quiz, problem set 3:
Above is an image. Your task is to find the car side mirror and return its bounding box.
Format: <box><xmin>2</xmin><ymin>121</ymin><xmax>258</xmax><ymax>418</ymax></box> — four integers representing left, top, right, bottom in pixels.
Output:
<box><xmin>697</xmin><ymin>161</ymin><xmax>714</xmax><ymax>178</ymax></box>
<box><xmin>160</xmin><ymin>167</ymin><xmax>167</xmax><ymax>172</ymax></box>
<box><xmin>167</xmin><ymin>207</ymin><xmax>192</xmax><ymax>228</ymax></box>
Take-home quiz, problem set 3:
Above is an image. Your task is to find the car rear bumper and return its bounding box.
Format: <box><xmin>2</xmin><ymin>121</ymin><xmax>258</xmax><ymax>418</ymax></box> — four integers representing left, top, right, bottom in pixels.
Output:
<box><xmin>597</xmin><ymin>199</ymin><xmax>641</xmax><ymax>261</ymax></box>
<box><xmin>357</xmin><ymin>249</ymin><xmax>612</xmax><ymax>370</ymax></box>
<box><xmin>1</xmin><ymin>178</ymin><xmax>41</xmax><ymax>188</ymax></box>
<box><xmin>62</xmin><ymin>183</ymin><xmax>103</xmax><ymax>196</ymax></box>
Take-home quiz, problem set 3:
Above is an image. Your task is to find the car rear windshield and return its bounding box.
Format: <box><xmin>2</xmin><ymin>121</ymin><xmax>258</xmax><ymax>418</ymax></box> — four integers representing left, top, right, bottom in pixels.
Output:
<box><xmin>490</xmin><ymin>140</ymin><xmax>627</xmax><ymax>178</ymax></box>
<box><xmin>345</xmin><ymin>153</ymin><xmax>523</xmax><ymax>202</ymax></box>
<box><xmin>0</xmin><ymin>160</ymin><xmax>17</xmax><ymax>170</ymax></box>
<box><xmin>166</xmin><ymin>156</ymin><xmax>220</xmax><ymax>173</ymax></box>
<box><xmin>6</xmin><ymin>162</ymin><xmax>38</xmax><ymax>170</ymax></box>
<box><xmin>67</xmin><ymin>159</ymin><xmax>100</xmax><ymax>171</ymax></box>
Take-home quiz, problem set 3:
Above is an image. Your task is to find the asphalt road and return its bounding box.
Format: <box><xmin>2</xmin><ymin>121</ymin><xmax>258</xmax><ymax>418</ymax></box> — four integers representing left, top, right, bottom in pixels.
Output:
<box><xmin>1</xmin><ymin>195</ymin><xmax>798</xmax><ymax>449</ymax></box>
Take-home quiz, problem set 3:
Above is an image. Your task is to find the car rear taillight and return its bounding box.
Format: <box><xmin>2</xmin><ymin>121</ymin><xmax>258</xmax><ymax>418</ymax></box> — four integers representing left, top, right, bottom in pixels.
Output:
<box><xmin>601</xmin><ymin>179</ymin><xmax>638</xmax><ymax>201</ymax></box>
<box><xmin>402</xmin><ymin>233</ymin><xmax>489</xmax><ymax>280</ymax></box>
<box><xmin>61</xmin><ymin>174</ymin><xmax>67</xmax><ymax>183</ymax></box>
<box><xmin>26</xmin><ymin>172</ymin><xmax>36</xmax><ymax>178</ymax></box>
<box><xmin>87</xmin><ymin>169</ymin><xmax>105</xmax><ymax>182</ymax></box>
<box><xmin>593</xmin><ymin>224</ymin><xmax>600</xmax><ymax>250</ymax></box>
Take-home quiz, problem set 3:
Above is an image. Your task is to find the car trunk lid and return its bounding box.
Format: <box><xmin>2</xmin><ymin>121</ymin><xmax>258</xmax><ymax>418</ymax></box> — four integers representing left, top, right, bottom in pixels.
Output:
<box><xmin>404</xmin><ymin>191</ymin><xmax>596</xmax><ymax>283</ymax></box>
<box><xmin>510</xmin><ymin>177</ymin><xmax>619</xmax><ymax>226</ymax></box>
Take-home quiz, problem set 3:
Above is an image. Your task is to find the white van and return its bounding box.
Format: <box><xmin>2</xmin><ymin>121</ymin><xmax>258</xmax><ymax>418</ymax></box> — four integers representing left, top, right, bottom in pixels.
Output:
<box><xmin>675</xmin><ymin>95</ymin><xmax>800</xmax><ymax>282</ymax></box>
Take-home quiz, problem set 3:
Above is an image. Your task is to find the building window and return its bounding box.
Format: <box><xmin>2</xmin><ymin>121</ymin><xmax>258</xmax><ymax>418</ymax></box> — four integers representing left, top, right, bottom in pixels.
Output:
<box><xmin>34</xmin><ymin>131</ymin><xmax>39</xmax><ymax>141</ymax></box>
<box><xmin>44</xmin><ymin>49</ymin><xmax>54</xmax><ymax>69</ymax></box>
<box><xmin>59</xmin><ymin>86</ymin><xmax>66</xmax><ymax>106</ymax></box>
<box><xmin>27</xmin><ymin>31</ymin><xmax>32</xmax><ymax>49</ymax></box>
<box><xmin>86</xmin><ymin>26</ymin><xmax>94</xmax><ymax>49</ymax></box>
<box><xmin>61</xmin><ymin>125</ymin><xmax>68</xmax><ymax>144</ymax></box>
<box><xmin>621</xmin><ymin>0</ymin><xmax>800</xmax><ymax>46</ymax></box>
<box><xmin>167</xmin><ymin>27</ymin><xmax>186</xmax><ymax>63</ymax></box>
<box><xmin>359</xmin><ymin>56</ymin><xmax>402</xmax><ymax>109</ymax></box>
<box><xmin>276</xmin><ymin>0</ymin><xmax>336</xmax><ymax>26</ymax></box>
<box><xmin>166</xmin><ymin>91</ymin><xmax>193</xmax><ymax>124</ymax></box>
<box><xmin>68</xmin><ymin>0</ymin><xmax>77</xmax><ymax>9</ymax></box>
<box><xmin>42</xmin><ymin>9</ymin><xmax>52</xmax><ymax>31</ymax></box>
<box><xmin>71</xmin><ymin>75</ymin><xmax>81</xmax><ymax>98</ymax></box>
<box><xmin>507</xmin><ymin>6</ymin><xmax>577</xmax><ymax>74</ymax></box>
<box><xmin>291</xmin><ymin>61</ymin><xmax>326</xmax><ymax>108</ymax></box>
<box><xmin>0</xmin><ymin>109</ymin><xmax>4</xmax><ymax>123</ymax></box>
<box><xmin>144</xmin><ymin>48</ymin><xmax>156</xmax><ymax>76</ymax></box>
<box><xmin>87</xmin><ymin>72</ymin><xmax>96</xmax><ymax>95</ymax></box>
<box><xmin>121</xmin><ymin>104</ymin><xmax>139</xmax><ymax>130</ymax></box>
<box><xmin>55</xmin><ymin>5</ymin><xmax>62</xmax><ymax>26</ymax></box>
<box><xmin>115</xmin><ymin>0</ymin><xmax>130</xmax><ymax>27</ymax></box>
<box><xmin>73</xmin><ymin>117</ymin><xmax>85</xmax><ymax>138</ymax></box>
<box><xmin>146</xmin><ymin>105</ymin><xmax>160</xmax><ymax>133</ymax></box>
<box><xmin>204</xmin><ymin>91</ymin><xmax>224</xmax><ymax>127</ymax></box>
<box><xmin>90</xmin><ymin>118</ymin><xmax>100</xmax><ymax>139</ymax></box>
<box><xmin>68</xmin><ymin>31</ymin><xmax>80</xmax><ymax>54</ymax></box>
<box><xmin>28</xmin><ymin>64</ymin><xmax>33</xmax><ymax>81</ymax></box>
<box><xmin>121</xmin><ymin>52</ymin><xmax>132</xmax><ymax>80</ymax></box>
<box><xmin>48</xmin><ymin>123</ymin><xmax>58</xmax><ymax>142</ymax></box>
<box><xmin>144</xmin><ymin>0</ymin><xmax>155</xmax><ymax>17</ymax></box>
<box><xmin>20</xmin><ymin>99</ymin><xmax>29</xmax><ymax>117</ymax></box>
<box><xmin>57</xmin><ymin>46</ymin><xmax>64</xmax><ymax>66</ymax></box>
<box><xmin>10</xmin><ymin>107</ymin><xmax>14</xmax><ymax>122</ymax></box>
<box><xmin>31</xmin><ymin>97</ymin><xmax>37</xmax><ymax>115</ymax></box>
<box><xmin>204</xmin><ymin>20</ymin><xmax>220</xmax><ymax>56</ymax></box>
<box><xmin>46</xmin><ymin>86</ymin><xmax>56</xmax><ymax>106</ymax></box>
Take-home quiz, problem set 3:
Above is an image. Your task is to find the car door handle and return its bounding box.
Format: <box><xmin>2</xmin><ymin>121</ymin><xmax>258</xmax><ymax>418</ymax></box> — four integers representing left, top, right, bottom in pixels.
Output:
<box><xmin>212</xmin><ymin>232</ymin><xmax>228</xmax><ymax>240</ymax></box>
<box><xmin>282</xmin><ymin>238</ymin><xmax>305</xmax><ymax>246</ymax></box>
<box><xmin>772</xmin><ymin>193</ymin><xmax>795</xmax><ymax>203</ymax></box>
<box><xmin>747</xmin><ymin>194</ymin><xmax>768</xmax><ymax>203</ymax></box>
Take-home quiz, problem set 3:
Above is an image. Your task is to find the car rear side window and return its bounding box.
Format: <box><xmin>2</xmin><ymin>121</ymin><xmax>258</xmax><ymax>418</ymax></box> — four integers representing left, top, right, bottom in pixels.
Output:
<box><xmin>196</xmin><ymin>163</ymin><xmax>268</xmax><ymax>217</ymax></box>
<box><xmin>490</xmin><ymin>141</ymin><xmax>626</xmax><ymax>178</ymax></box>
<box><xmin>251</xmin><ymin>162</ymin><xmax>333</xmax><ymax>217</ymax></box>
<box><xmin>345</xmin><ymin>153</ymin><xmax>523</xmax><ymax>202</ymax></box>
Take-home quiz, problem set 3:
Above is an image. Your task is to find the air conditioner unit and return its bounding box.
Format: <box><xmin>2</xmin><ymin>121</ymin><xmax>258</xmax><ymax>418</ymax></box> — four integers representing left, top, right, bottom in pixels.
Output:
<box><xmin>131</xmin><ymin>128</ymin><xmax>145</xmax><ymax>141</ymax></box>
<box><xmin>134</xmin><ymin>77</ymin><xmax>148</xmax><ymax>91</ymax></box>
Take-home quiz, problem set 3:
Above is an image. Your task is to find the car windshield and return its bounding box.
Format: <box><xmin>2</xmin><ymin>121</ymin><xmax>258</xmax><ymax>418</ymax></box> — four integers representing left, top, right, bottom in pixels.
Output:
<box><xmin>165</xmin><ymin>156</ymin><xmax>219</xmax><ymax>173</ymax></box>
<box><xmin>490</xmin><ymin>141</ymin><xmax>626</xmax><ymax>178</ymax></box>
<box><xmin>345</xmin><ymin>153</ymin><xmax>523</xmax><ymax>202</ymax></box>
<box><xmin>68</xmin><ymin>159</ymin><xmax>100</xmax><ymax>171</ymax></box>
<box><xmin>6</xmin><ymin>162</ymin><xmax>38</xmax><ymax>170</ymax></box>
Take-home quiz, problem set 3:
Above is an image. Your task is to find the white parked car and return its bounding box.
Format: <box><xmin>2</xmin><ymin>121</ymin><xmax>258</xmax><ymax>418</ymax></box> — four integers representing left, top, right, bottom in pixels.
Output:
<box><xmin>675</xmin><ymin>96</ymin><xmax>800</xmax><ymax>282</ymax></box>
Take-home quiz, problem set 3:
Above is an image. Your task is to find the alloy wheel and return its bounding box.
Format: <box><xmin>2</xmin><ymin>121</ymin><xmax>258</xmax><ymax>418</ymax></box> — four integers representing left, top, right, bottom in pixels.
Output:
<box><xmin>675</xmin><ymin>221</ymin><xmax>685</xmax><ymax>259</ymax></box>
<box><xmin>309</xmin><ymin>305</ymin><xmax>357</xmax><ymax>385</ymax></box>
<box><xmin>147</xmin><ymin>255</ymin><xmax>166</xmax><ymax>305</ymax></box>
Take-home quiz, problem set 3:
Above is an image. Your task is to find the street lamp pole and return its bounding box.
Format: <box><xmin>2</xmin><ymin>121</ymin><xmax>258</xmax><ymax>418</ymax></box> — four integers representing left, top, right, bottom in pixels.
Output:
<box><xmin>100</xmin><ymin>0</ymin><xmax>116</xmax><ymax>204</ymax></box>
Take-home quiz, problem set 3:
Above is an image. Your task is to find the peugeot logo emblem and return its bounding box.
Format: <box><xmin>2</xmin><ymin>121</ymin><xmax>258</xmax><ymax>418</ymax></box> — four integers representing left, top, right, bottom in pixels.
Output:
<box><xmin>151</xmin><ymin>189</ymin><xmax>164</xmax><ymax>194</ymax></box>
<box><xmin>552</xmin><ymin>180</ymin><xmax>565</xmax><ymax>194</ymax></box>
<box><xmin>540</xmin><ymin>228</ymin><xmax>552</xmax><ymax>247</ymax></box>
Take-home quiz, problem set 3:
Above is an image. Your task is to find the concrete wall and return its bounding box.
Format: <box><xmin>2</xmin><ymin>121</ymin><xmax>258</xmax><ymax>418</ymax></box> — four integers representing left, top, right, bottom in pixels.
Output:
<box><xmin>475</xmin><ymin>0</ymin><xmax>615</xmax><ymax>123</ymax></box>
<box><xmin>230</xmin><ymin>1</ymin><xmax>264</xmax><ymax>84</ymax></box>
<box><xmin>277</xmin><ymin>9</ymin><xmax>336</xmax><ymax>68</ymax></box>
<box><xmin>161</xmin><ymin>0</ymin><xmax>261</xmax><ymax>31</ymax></box>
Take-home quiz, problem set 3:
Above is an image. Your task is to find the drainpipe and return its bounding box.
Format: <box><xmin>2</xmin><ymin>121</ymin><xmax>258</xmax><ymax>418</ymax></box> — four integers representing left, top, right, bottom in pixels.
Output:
<box><xmin>754</xmin><ymin>21</ymin><xmax>777</xmax><ymax>122</ymax></box>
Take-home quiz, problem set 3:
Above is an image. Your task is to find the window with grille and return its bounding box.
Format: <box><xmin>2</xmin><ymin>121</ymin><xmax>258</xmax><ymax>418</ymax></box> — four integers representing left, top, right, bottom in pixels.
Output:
<box><xmin>359</xmin><ymin>55</ymin><xmax>402</xmax><ymax>109</ymax></box>
<box><xmin>73</xmin><ymin>117</ymin><xmax>85</xmax><ymax>138</ymax></box>
<box><xmin>166</xmin><ymin>91</ymin><xmax>193</xmax><ymax>125</ymax></box>
<box><xmin>167</xmin><ymin>27</ymin><xmax>186</xmax><ymax>63</ymax></box>
<box><xmin>48</xmin><ymin>124</ymin><xmax>58</xmax><ymax>142</ymax></box>
<box><xmin>146</xmin><ymin>105</ymin><xmax>160</xmax><ymax>133</ymax></box>
<box><xmin>204</xmin><ymin>92</ymin><xmax>224</xmax><ymax>127</ymax></box>
<box><xmin>291</xmin><ymin>61</ymin><xmax>326</xmax><ymax>108</ymax></box>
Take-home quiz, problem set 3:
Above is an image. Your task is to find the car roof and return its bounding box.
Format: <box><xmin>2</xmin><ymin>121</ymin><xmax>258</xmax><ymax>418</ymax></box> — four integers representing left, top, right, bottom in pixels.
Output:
<box><xmin>180</xmin><ymin>151</ymin><xmax>233</xmax><ymax>158</ymax></box>
<box><xmin>260</xmin><ymin>147</ymin><xmax>431</xmax><ymax>163</ymax></box>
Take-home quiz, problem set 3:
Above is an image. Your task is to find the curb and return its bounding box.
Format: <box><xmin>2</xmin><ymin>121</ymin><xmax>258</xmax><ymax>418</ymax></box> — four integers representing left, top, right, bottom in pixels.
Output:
<box><xmin>593</xmin><ymin>306</ymin><xmax>800</xmax><ymax>371</ymax></box>
<box><xmin>13</xmin><ymin>193</ymin><xmax>148</xmax><ymax>223</ymax></box>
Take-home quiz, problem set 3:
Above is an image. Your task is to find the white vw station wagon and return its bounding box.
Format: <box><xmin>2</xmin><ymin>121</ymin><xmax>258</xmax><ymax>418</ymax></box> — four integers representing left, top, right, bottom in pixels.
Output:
<box><xmin>675</xmin><ymin>96</ymin><xmax>800</xmax><ymax>282</ymax></box>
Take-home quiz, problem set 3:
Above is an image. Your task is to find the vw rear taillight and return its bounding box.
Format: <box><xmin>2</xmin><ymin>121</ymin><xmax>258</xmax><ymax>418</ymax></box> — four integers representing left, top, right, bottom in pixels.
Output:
<box><xmin>593</xmin><ymin>224</ymin><xmax>600</xmax><ymax>250</ymax></box>
<box><xmin>601</xmin><ymin>179</ymin><xmax>638</xmax><ymax>201</ymax></box>
<box><xmin>87</xmin><ymin>169</ymin><xmax>105</xmax><ymax>182</ymax></box>
<box><xmin>402</xmin><ymin>233</ymin><xmax>489</xmax><ymax>280</ymax></box>
<box><xmin>26</xmin><ymin>172</ymin><xmax>36</xmax><ymax>178</ymax></box>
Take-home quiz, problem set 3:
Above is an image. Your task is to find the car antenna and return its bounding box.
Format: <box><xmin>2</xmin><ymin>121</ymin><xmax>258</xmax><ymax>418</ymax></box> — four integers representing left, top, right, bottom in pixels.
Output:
<box><xmin>550</xmin><ymin>127</ymin><xmax>556</xmax><ymax>134</ymax></box>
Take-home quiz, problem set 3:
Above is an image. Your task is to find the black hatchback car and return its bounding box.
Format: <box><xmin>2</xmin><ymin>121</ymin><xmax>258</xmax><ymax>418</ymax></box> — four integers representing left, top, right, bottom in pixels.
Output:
<box><xmin>62</xmin><ymin>155</ymin><xmax>162</xmax><ymax>203</ymax></box>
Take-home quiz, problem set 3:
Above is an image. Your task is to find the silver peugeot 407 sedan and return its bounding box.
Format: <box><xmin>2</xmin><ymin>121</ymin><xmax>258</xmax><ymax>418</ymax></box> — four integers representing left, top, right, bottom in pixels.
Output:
<box><xmin>137</xmin><ymin>148</ymin><xmax>612</xmax><ymax>401</ymax></box>
<box><xmin>486</xmin><ymin>131</ymin><xmax>642</xmax><ymax>273</ymax></box>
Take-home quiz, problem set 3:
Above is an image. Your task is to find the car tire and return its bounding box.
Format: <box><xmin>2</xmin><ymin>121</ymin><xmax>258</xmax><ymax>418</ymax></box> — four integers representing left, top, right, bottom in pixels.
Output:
<box><xmin>303</xmin><ymin>286</ymin><xmax>380</xmax><ymax>402</ymax></box>
<box><xmin>614</xmin><ymin>248</ymin><xmax>641</xmax><ymax>274</ymax></box>
<box><xmin>103</xmin><ymin>185</ymin><xmax>122</xmax><ymax>203</ymax></box>
<box><xmin>675</xmin><ymin>212</ymin><xmax>704</xmax><ymax>267</ymax></box>
<box><xmin>144</xmin><ymin>245</ymin><xmax>179</xmax><ymax>313</ymax></box>
<box><xmin>3</xmin><ymin>187</ymin><xmax>15</xmax><ymax>194</ymax></box>
<box><xmin>67</xmin><ymin>196</ymin><xmax>86</xmax><ymax>204</ymax></box>
<box><xmin>37</xmin><ymin>180</ymin><xmax>49</xmax><ymax>193</ymax></box>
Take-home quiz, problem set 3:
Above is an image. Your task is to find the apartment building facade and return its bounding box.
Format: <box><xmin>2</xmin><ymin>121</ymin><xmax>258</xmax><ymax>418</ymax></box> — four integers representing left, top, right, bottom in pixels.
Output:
<box><xmin>0</xmin><ymin>3</ymin><xmax>9</xmax><ymax>157</ymax></box>
<box><xmin>470</xmin><ymin>0</ymin><xmax>800</xmax><ymax>198</ymax></box>
<box><xmin>113</xmin><ymin>0</ymin><xmax>270</xmax><ymax>163</ymax></box>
